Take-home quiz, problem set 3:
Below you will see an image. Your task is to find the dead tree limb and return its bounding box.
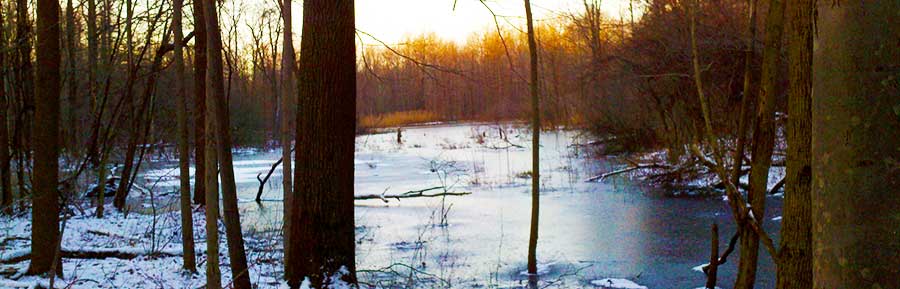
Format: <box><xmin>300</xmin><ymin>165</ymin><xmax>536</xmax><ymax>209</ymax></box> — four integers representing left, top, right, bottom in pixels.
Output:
<box><xmin>254</xmin><ymin>147</ymin><xmax>293</xmax><ymax>202</ymax></box>
<box><xmin>768</xmin><ymin>176</ymin><xmax>785</xmax><ymax>195</ymax></box>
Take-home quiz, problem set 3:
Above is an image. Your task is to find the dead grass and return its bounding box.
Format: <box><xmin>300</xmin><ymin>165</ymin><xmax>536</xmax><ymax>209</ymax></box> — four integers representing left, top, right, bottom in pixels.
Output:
<box><xmin>359</xmin><ymin>110</ymin><xmax>442</xmax><ymax>129</ymax></box>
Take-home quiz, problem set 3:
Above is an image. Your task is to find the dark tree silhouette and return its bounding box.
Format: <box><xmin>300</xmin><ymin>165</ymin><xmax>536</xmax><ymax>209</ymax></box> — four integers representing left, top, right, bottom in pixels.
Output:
<box><xmin>288</xmin><ymin>0</ymin><xmax>358</xmax><ymax>287</ymax></box>
<box><xmin>29</xmin><ymin>0</ymin><xmax>62</xmax><ymax>276</ymax></box>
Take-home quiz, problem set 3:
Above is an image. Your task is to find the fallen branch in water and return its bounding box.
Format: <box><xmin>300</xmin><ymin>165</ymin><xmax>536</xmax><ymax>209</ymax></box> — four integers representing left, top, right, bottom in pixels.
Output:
<box><xmin>768</xmin><ymin>176</ymin><xmax>785</xmax><ymax>195</ymax></box>
<box><xmin>255</xmin><ymin>147</ymin><xmax>294</xmax><ymax>202</ymax></box>
<box><xmin>248</xmin><ymin>186</ymin><xmax>472</xmax><ymax>204</ymax></box>
<box><xmin>585</xmin><ymin>163</ymin><xmax>669</xmax><ymax>182</ymax></box>
<box><xmin>355</xmin><ymin>186</ymin><xmax>471</xmax><ymax>203</ymax></box>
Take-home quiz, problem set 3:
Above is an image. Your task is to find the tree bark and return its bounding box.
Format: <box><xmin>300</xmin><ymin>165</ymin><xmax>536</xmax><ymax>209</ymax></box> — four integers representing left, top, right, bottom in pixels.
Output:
<box><xmin>289</xmin><ymin>0</ymin><xmax>358</xmax><ymax>287</ymax></box>
<box><xmin>29</xmin><ymin>0</ymin><xmax>62</xmax><ymax>276</ymax></box>
<box><xmin>735</xmin><ymin>0</ymin><xmax>785</xmax><ymax>286</ymax></box>
<box><xmin>775</xmin><ymin>0</ymin><xmax>812</xmax><ymax>287</ymax></box>
<box><xmin>174</xmin><ymin>0</ymin><xmax>197</xmax><ymax>273</ymax></box>
<box><xmin>523</xmin><ymin>0</ymin><xmax>541</xmax><ymax>277</ymax></box>
<box><xmin>280</xmin><ymin>0</ymin><xmax>296</xmax><ymax>277</ymax></box>
<box><xmin>812</xmin><ymin>0</ymin><xmax>900</xmax><ymax>287</ymax></box>
<box><xmin>202</xmin><ymin>1</ymin><xmax>251</xmax><ymax>287</ymax></box>
<box><xmin>192</xmin><ymin>0</ymin><xmax>208</xmax><ymax>206</ymax></box>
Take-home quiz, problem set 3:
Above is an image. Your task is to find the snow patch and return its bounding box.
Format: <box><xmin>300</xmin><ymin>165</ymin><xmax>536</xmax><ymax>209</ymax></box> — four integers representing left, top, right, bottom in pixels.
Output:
<box><xmin>692</xmin><ymin>263</ymin><xmax>708</xmax><ymax>273</ymax></box>
<box><xmin>590</xmin><ymin>278</ymin><xmax>648</xmax><ymax>289</ymax></box>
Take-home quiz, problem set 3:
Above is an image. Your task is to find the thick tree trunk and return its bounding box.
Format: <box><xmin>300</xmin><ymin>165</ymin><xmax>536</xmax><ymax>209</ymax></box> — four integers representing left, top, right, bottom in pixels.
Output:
<box><xmin>812</xmin><ymin>0</ymin><xmax>900</xmax><ymax>287</ymax></box>
<box><xmin>735</xmin><ymin>0</ymin><xmax>785</xmax><ymax>286</ymax></box>
<box><xmin>192</xmin><ymin>0</ymin><xmax>208</xmax><ymax>206</ymax></box>
<box><xmin>29</xmin><ymin>0</ymin><xmax>62</xmax><ymax>276</ymax></box>
<box><xmin>523</xmin><ymin>0</ymin><xmax>541</xmax><ymax>277</ymax></box>
<box><xmin>202</xmin><ymin>1</ymin><xmax>251</xmax><ymax>288</ymax></box>
<box><xmin>280</xmin><ymin>0</ymin><xmax>296</xmax><ymax>276</ymax></box>
<box><xmin>174</xmin><ymin>0</ymin><xmax>197</xmax><ymax>273</ymax></box>
<box><xmin>775</xmin><ymin>0</ymin><xmax>812</xmax><ymax>287</ymax></box>
<box><xmin>289</xmin><ymin>0</ymin><xmax>357</xmax><ymax>287</ymax></box>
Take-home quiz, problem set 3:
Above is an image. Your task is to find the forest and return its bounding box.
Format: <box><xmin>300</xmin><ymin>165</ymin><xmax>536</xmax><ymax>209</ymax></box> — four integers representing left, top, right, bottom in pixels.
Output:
<box><xmin>0</xmin><ymin>0</ymin><xmax>898</xmax><ymax>288</ymax></box>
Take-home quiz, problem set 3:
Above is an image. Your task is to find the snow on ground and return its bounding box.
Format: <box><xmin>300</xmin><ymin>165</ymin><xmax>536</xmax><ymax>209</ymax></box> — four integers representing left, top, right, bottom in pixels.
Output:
<box><xmin>0</xmin><ymin>205</ymin><xmax>286</xmax><ymax>289</ymax></box>
<box><xmin>590</xmin><ymin>278</ymin><xmax>648</xmax><ymax>289</ymax></box>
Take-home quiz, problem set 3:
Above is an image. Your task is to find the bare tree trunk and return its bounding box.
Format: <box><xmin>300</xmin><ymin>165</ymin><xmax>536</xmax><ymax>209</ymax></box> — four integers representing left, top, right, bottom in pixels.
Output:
<box><xmin>289</xmin><ymin>0</ymin><xmax>357</xmax><ymax>287</ymax></box>
<box><xmin>706</xmin><ymin>223</ymin><xmax>719</xmax><ymax>289</ymax></box>
<box><xmin>15</xmin><ymin>0</ymin><xmax>34</xmax><ymax>164</ymax></box>
<box><xmin>279</xmin><ymin>0</ymin><xmax>296</xmax><ymax>276</ymax></box>
<box><xmin>192</xmin><ymin>0</ymin><xmax>207</xmax><ymax>206</ymax></box>
<box><xmin>65</xmin><ymin>0</ymin><xmax>77</xmax><ymax>152</ymax></box>
<box><xmin>28</xmin><ymin>0</ymin><xmax>62</xmax><ymax>276</ymax></box>
<box><xmin>730</xmin><ymin>0</ymin><xmax>758</xmax><ymax>186</ymax></box>
<box><xmin>735</xmin><ymin>0</ymin><xmax>785</xmax><ymax>286</ymax></box>
<box><xmin>775</xmin><ymin>0</ymin><xmax>812</xmax><ymax>287</ymax></box>
<box><xmin>202</xmin><ymin>1</ymin><xmax>251</xmax><ymax>287</ymax></box>
<box><xmin>523</xmin><ymin>0</ymin><xmax>541</xmax><ymax>278</ymax></box>
<box><xmin>0</xmin><ymin>2</ymin><xmax>12</xmax><ymax>215</ymax></box>
<box><xmin>86</xmin><ymin>0</ymin><xmax>97</xmax><ymax>126</ymax></box>
<box><xmin>174</xmin><ymin>0</ymin><xmax>197</xmax><ymax>272</ymax></box>
<box><xmin>96</xmin><ymin>148</ymin><xmax>108</xmax><ymax>217</ymax></box>
<box><xmin>812</xmin><ymin>0</ymin><xmax>900</xmax><ymax>287</ymax></box>
<box><xmin>114</xmin><ymin>0</ymin><xmax>136</xmax><ymax>210</ymax></box>
<box><xmin>203</xmin><ymin>112</ymin><xmax>221</xmax><ymax>289</ymax></box>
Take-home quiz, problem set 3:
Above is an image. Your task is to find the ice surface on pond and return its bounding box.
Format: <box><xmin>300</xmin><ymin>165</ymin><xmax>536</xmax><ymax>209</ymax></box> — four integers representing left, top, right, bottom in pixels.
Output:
<box><xmin>76</xmin><ymin>122</ymin><xmax>780</xmax><ymax>288</ymax></box>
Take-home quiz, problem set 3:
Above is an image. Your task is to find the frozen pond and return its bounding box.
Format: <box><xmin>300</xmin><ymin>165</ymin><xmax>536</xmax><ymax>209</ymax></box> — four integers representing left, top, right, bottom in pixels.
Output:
<box><xmin>140</xmin><ymin>123</ymin><xmax>780</xmax><ymax>288</ymax></box>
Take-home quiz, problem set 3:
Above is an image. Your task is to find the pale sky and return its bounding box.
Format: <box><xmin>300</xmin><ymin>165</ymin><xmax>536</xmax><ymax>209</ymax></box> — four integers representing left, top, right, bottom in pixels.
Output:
<box><xmin>353</xmin><ymin>0</ymin><xmax>638</xmax><ymax>44</ymax></box>
<box><xmin>258</xmin><ymin>0</ymin><xmax>639</xmax><ymax>46</ymax></box>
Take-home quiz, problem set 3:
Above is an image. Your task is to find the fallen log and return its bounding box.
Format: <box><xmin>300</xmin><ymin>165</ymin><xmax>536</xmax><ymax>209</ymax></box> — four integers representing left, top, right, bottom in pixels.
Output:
<box><xmin>1</xmin><ymin>248</ymin><xmax>182</xmax><ymax>264</ymax></box>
